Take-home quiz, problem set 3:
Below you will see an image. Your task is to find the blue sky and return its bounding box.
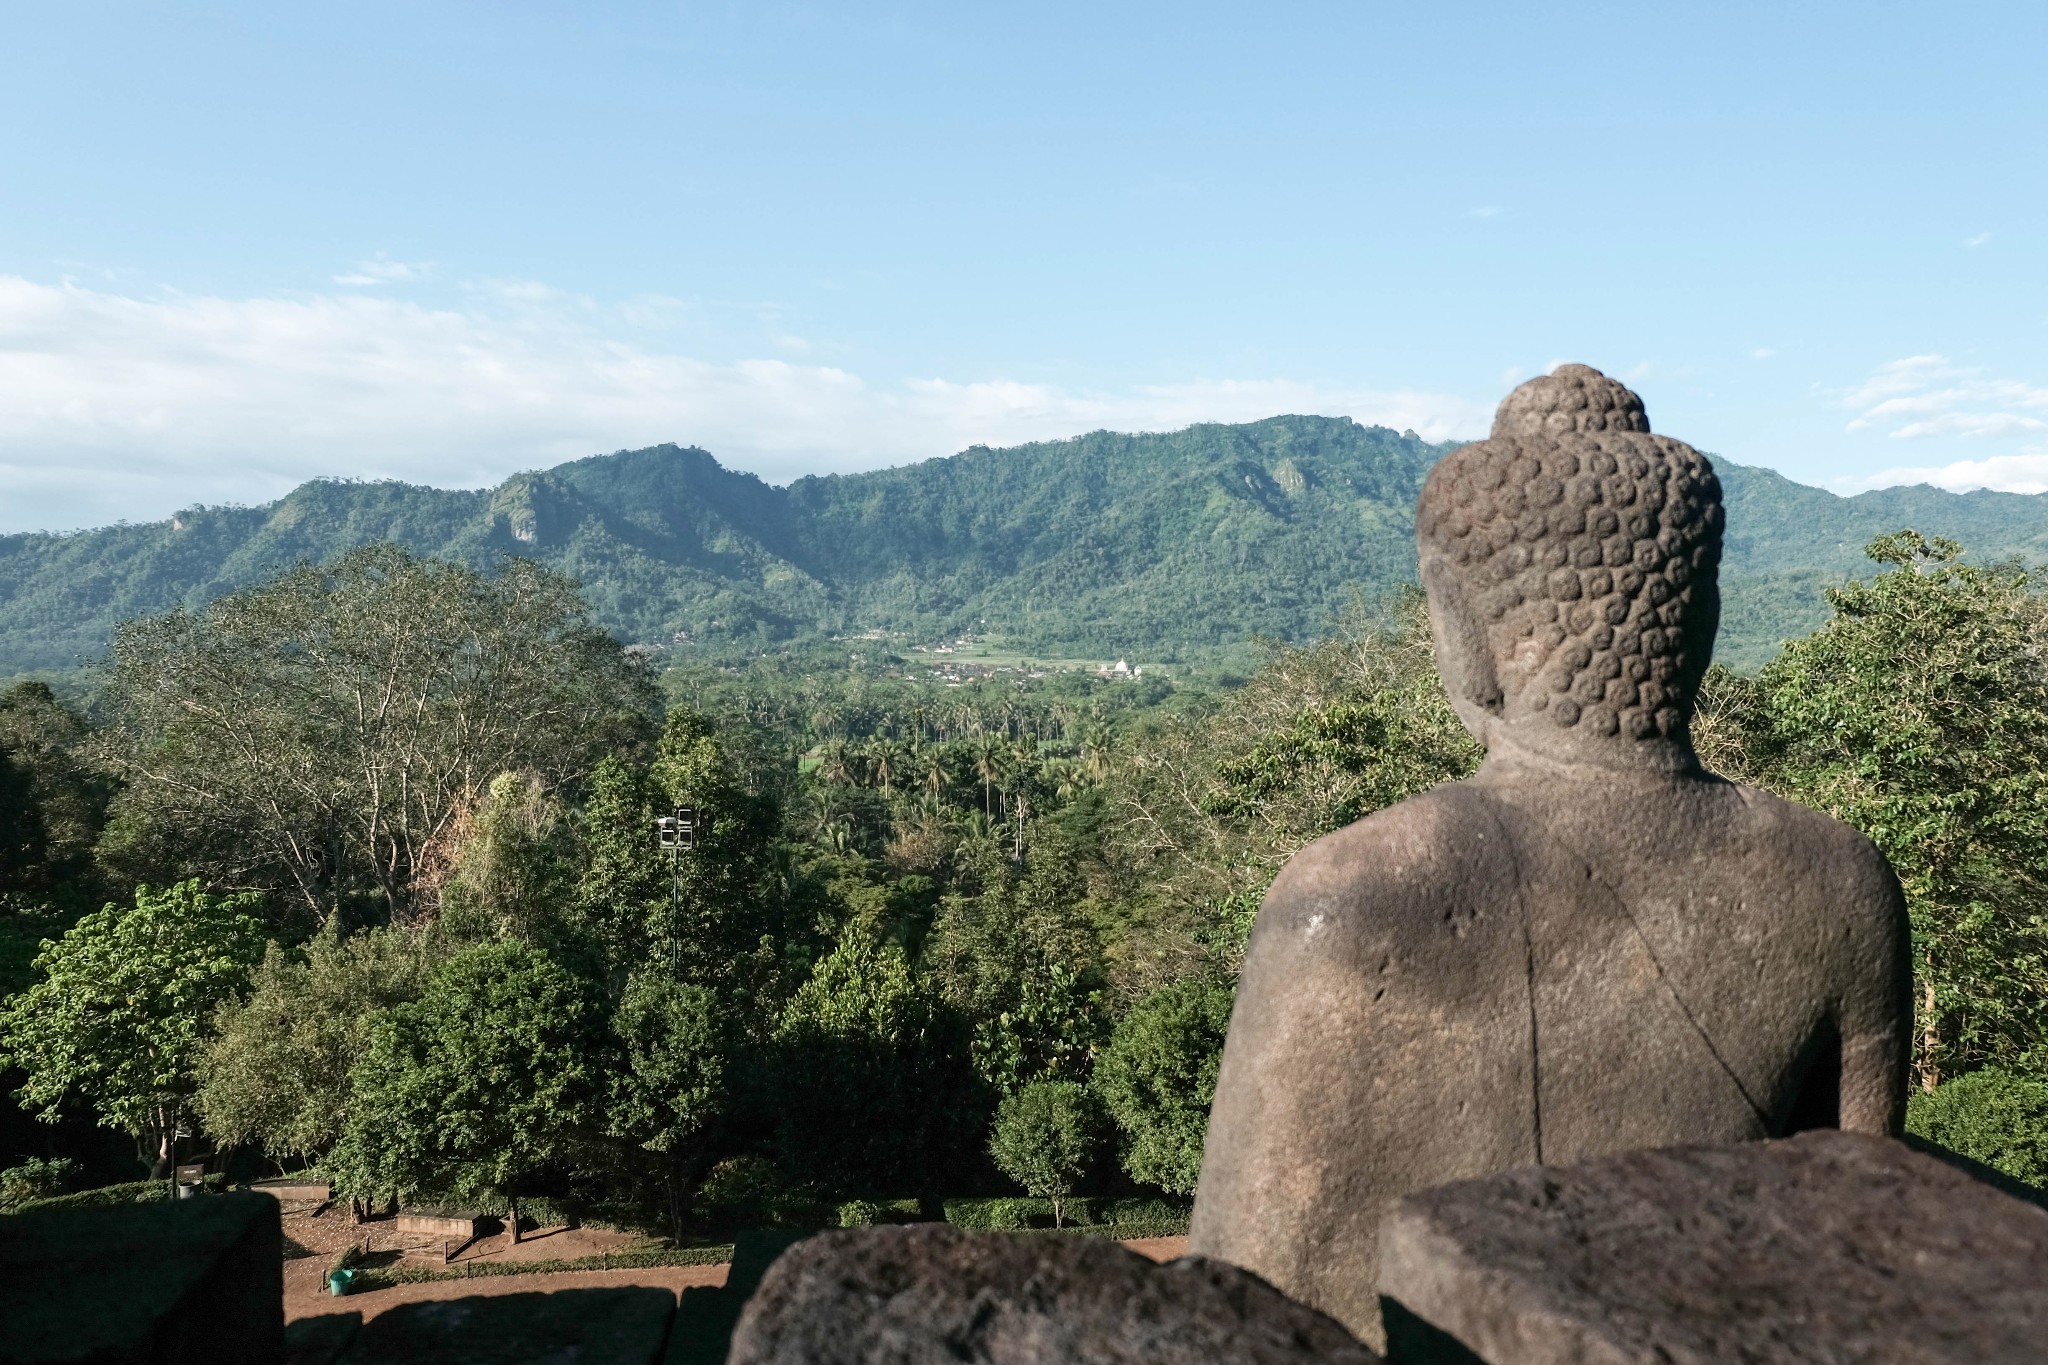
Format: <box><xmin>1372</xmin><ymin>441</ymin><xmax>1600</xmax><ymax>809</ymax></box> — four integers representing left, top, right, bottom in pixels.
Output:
<box><xmin>1</xmin><ymin>1</ymin><xmax>2044</xmax><ymax>532</ymax></box>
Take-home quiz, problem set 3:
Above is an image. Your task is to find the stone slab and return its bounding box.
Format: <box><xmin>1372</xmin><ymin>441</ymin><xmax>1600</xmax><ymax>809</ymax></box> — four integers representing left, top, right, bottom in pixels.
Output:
<box><xmin>253</xmin><ymin>1180</ymin><xmax>334</xmax><ymax>1203</ymax></box>
<box><xmin>0</xmin><ymin>1190</ymin><xmax>283</xmax><ymax>1365</ymax></box>
<box><xmin>728</xmin><ymin>1224</ymin><xmax>1381</xmax><ymax>1364</ymax></box>
<box><xmin>336</xmin><ymin>1287</ymin><xmax>674</xmax><ymax>1365</ymax></box>
<box><xmin>1377</xmin><ymin>1129</ymin><xmax>2048</xmax><ymax>1364</ymax></box>
<box><xmin>394</xmin><ymin>1211</ymin><xmax>482</xmax><ymax>1239</ymax></box>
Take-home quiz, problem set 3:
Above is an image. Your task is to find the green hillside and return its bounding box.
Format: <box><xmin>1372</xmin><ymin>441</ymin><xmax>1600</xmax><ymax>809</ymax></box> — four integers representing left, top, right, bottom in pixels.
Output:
<box><xmin>3</xmin><ymin>415</ymin><xmax>2046</xmax><ymax>676</ymax></box>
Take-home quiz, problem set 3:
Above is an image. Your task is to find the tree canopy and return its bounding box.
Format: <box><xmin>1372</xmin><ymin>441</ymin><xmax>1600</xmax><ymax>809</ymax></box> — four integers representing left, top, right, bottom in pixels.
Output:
<box><xmin>95</xmin><ymin>544</ymin><xmax>655</xmax><ymax>928</ymax></box>
<box><xmin>0</xmin><ymin>881</ymin><xmax>264</xmax><ymax>1172</ymax></box>
<box><xmin>1719</xmin><ymin>532</ymin><xmax>2048</xmax><ymax>1089</ymax></box>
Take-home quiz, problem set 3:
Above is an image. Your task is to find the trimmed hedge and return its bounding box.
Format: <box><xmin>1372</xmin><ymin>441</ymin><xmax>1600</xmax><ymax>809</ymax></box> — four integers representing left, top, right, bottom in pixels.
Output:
<box><xmin>1908</xmin><ymin>1068</ymin><xmax>2048</xmax><ymax>1189</ymax></box>
<box><xmin>941</xmin><ymin>1196</ymin><xmax>1189</xmax><ymax>1237</ymax></box>
<box><xmin>836</xmin><ymin>1198</ymin><xmax>921</xmax><ymax>1227</ymax></box>
<box><xmin>3</xmin><ymin>1176</ymin><xmax>223</xmax><ymax>1214</ymax></box>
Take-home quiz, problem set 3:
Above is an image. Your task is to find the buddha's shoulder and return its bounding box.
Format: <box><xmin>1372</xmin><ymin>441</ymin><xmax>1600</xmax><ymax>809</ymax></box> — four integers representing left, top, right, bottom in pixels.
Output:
<box><xmin>1718</xmin><ymin>779</ymin><xmax>1900</xmax><ymax>889</ymax></box>
<box><xmin>1255</xmin><ymin>783</ymin><xmax>1520</xmax><ymax>938</ymax></box>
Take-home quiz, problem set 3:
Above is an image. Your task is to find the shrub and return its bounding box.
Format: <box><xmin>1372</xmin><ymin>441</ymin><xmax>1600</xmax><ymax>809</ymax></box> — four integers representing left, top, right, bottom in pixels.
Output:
<box><xmin>3</xmin><ymin>1179</ymin><xmax>172</xmax><ymax>1214</ymax></box>
<box><xmin>0</xmin><ymin>1157</ymin><xmax>78</xmax><ymax>1210</ymax></box>
<box><xmin>1093</xmin><ymin>978</ymin><xmax>1233</xmax><ymax>1195</ymax></box>
<box><xmin>696</xmin><ymin>1156</ymin><xmax>821</xmax><ymax>1229</ymax></box>
<box><xmin>1907</xmin><ymin>1068</ymin><xmax>2048</xmax><ymax>1189</ymax></box>
<box><xmin>836</xmin><ymin>1199</ymin><xmax>884</xmax><ymax>1227</ymax></box>
<box><xmin>988</xmin><ymin>1081</ymin><xmax>1100</xmax><ymax>1228</ymax></box>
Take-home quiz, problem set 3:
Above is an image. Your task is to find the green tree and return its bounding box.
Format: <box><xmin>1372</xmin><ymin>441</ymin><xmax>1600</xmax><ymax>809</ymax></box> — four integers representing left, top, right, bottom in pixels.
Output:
<box><xmin>1745</xmin><ymin>533</ymin><xmax>2048</xmax><ymax>1088</ymax></box>
<box><xmin>193</xmin><ymin>921</ymin><xmax>434</xmax><ymax>1168</ymax></box>
<box><xmin>988</xmin><ymin>1079</ymin><xmax>1099</xmax><ymax>1227</ymax></box>
<box><xmin>645</xmin><ymin>709</ymin><xmax>786</xmax><ymax>1001</ymax></box>
<box><xmin>1093</xmin><ymin>977</ymin><xmax>1234</xmax><ymax>1196</ymax></box>
<box><xmin>772</xmin><ymin>933</ymin><xmax>977</xmax><ymax>1193</ymax></box>
<box><xmin>926</xmin><ymin>838</ymin><xmax>1107</xmax><ymax>1097</ymax></box>
<box><xmin>608</xmin><ymin>970</ymin><xmax>733</xmax><ymax>1241</ymax></box>
<box><xmin>0</xmin><ymin>881</ymin><xmax>264</xmax><ymax>1174</ymax></box>
<box><xmin>434</xmin><ymin>771</ymin><xmax>577</xmax><ymax>947</ymax></box>
<box><xmin>1107</xmin><ymin>595</ymin><xmax>1477</xmax><ymax>991</ymax></box>
<box><xmin>96</xmin><ymin>545</ymin><xmax>655</xmax><ymax>928</ymax></box>
<box><xmin>328</xmin><ymin>941</ymin><xmax>603</xmax><ymax>1231</ymax></box>
<box><xmin>0</xmin><ymin>681</ymin><xmax>107</xmax><ymax>906</ymax></box>
<box><xmin>0</xmin><ymin>682</ymin><xmax>113</xmax><ymax>995</ymax></box>
<box><xmin>572</xmin><ymin>754</ymin><xmax>669</xmax><ymax>979</ymax></box>
<box><xmin>1907</xmin><ymin>1068</ymin><xmax>2048</xmax><ymax>1189</ymax></box>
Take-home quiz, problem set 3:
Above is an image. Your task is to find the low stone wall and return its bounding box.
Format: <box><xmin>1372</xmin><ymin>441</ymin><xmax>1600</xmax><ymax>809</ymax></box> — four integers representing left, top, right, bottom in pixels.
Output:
<box><xmin>1377</xmin><ymin>1131</ymin><xmax>2048</xmax><ymax>1364</ymax></box>
<box><xmin>0</xmin><ymin>1191</ymin><xmax>283</xmax><ymax>1365</ymax></box>
<box><xmin>392</xmin><ymin>1212</ymin><xmax>481</xmax><ymax>1241</ymax></box>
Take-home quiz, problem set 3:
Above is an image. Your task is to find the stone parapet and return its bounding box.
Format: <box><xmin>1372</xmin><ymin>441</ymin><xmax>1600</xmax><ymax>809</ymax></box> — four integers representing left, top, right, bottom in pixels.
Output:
<box><xmin>1377</xmin><ymin>1130</ymin><xmax>2048</xmax><ymax>1364</ymax></box>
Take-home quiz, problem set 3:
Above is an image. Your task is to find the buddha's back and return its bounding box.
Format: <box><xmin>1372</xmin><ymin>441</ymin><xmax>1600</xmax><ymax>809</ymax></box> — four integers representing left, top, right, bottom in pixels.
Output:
<box><xmin>1186</xmin><ymin>367</ymin><xmax>1911</xmax><ymax>1344</ymax></box>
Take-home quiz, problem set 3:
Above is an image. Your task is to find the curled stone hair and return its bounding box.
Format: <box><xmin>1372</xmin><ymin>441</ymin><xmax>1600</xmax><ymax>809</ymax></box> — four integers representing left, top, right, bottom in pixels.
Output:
<box><xmin>1416</xmin><ymin>364</ymin><xmax>1723</xmax><ymax>742</ymax></box>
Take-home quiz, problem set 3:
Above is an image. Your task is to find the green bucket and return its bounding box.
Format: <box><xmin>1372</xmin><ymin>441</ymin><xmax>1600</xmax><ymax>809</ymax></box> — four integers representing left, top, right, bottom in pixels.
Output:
<box><xmin>327</xmin><ymin>1268</ymin><xmax>357</xmax><ymax>1296</ymax></box>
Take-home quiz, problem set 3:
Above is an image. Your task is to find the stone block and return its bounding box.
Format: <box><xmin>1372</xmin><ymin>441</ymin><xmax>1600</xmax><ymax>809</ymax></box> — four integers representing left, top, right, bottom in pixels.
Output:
<box><xmin>285</xmin><ymin>1312</ymin><xmax>361</xmax><ymax>1365</ymax></box>
<box><xmin>728</xmin><ymin>1224</ymin><xmax>1381</xmax><ymax>1364</ymax></box>
<box><xmin>1378</xmin><ymin>1130</ymin><xmax>2048</xmax><ymax>1364</ymax></box>
<box><xmin>0</xmin><ymin>1190</ymin><xmax>283</xmax><ymax>1365</ymax></box>
<box><xmin>335</xmin><ymin>1287</ymin><xmax>673</xmax><ymax>1365</ymax></box>
<box><xmin>253</xmin><ymin>1180</ymin><xmax>334</xmax><ymax>1204</ymax></box>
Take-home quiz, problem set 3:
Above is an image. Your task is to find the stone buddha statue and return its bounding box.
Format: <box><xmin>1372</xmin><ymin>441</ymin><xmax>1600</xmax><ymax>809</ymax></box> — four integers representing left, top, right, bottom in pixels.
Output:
<box><xmin>1187</xmin><ymin>365</ymin><xmax>1912</xmax><ymax>1343</ymax></box>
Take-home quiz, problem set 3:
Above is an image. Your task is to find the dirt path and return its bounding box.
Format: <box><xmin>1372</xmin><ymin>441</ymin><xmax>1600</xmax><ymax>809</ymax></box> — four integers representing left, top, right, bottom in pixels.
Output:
<box><xmin>282</xmin><ymin>1198</ymin><xmax>1190</xmax><ymax>1325</ymax></box>
<box><xmin>280</xmin><ymin>1202</ymin><xmax>729</xmax><ymax>1325</ymax></box>
<box><xmin>286</xmin><ymin>1258</ymin><xmax>730</xmax><ymax>1325</ymax></box>
<box><xmin>1120</xmin><ymin>1235</ymin><xmax>1190</xmax><ymax>1263</ymax></box>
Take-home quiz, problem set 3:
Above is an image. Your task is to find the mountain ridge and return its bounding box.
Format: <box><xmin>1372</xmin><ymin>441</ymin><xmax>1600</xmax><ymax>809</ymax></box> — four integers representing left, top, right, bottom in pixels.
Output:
<box><xmin>4</xmin><ymin>415</ymin><xmax>2046</xmax><ymax>675</ymax></box>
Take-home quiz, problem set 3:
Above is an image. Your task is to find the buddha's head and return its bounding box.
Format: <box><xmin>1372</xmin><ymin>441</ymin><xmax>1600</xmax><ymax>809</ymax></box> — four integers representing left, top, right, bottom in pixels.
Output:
<box><xmin>1415</xmin><ymin>364</ymin><xmax>1723</xmax><ymax>766</ymax></box>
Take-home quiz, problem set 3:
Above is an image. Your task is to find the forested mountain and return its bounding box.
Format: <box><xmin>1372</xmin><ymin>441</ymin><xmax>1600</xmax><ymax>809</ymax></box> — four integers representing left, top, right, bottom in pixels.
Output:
<box><xmin>5</xmin><ymin>415</ymin><xmax>2047</xmax><ymax>674</ymax></box>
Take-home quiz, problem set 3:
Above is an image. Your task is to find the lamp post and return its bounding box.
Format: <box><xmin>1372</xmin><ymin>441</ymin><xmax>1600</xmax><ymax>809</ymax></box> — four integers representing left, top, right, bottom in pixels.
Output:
<box><xmin>654</xmin><ymin>806</ymin><xmax>697</xmax><ymax>968</ymax></box>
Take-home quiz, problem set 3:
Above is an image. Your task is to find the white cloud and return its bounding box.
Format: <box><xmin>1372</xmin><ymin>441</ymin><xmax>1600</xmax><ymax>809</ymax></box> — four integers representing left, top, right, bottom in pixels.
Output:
<box><xmin>1966</xmin><ymin>231</ymin><xmax>1992</xmax><ymax>248</ymax></box>
<box><xmin>1750</xmin><ymin>347</ymin><xmax>1775</xmax><ymax>360</ymax></box>
<box><xmin>1466</xmin><ymin>206</ymin><xmax>1501</xmax><ymax>218</ymax></box>
<box><xmin>1833</xmin><ymin>354</ymin><xmax>2048</xmax><ymax>492</ymax></box>
<box><xmin>1842</xmin><ymin>355</ymin><xmax>2048</xmax><ymax>440</ymax></box>
<box><xmin>1834</xmin><ymin>448</ymin><xmax>2048</xmax><ymax>495</ymax></box>
<box><xmin>333</xmin><ymin>254</ymin><xmax>433</xmax><ymax>286</ymax></box>
<box><xmin>0</xmin><ymin>275</ymin><xmax>1487</xmax><ymax>533</ymax></box>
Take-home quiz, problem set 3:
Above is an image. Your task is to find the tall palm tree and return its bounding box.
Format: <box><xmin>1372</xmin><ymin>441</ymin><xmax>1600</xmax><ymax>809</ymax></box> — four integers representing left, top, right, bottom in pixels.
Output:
<box><xmin>911</xmin><ymin>743</ymin><xmax>941</xmax><ymax>799</ymax></box>
<box><xmin>1083</xmin><ymin>725</ymin><xmax>1113</xmax><ymax>782</ymax></box>
<box><xmin>870</xmin><ymin>739</ymin><xmax>901</xmax><ymax>794</ymax></box>
<box><xmin>821</xmin><ymin>739</ymin><xmax>856</xmax><ymax>789</ymax></box>
<box><xmin>972</xmin><ymin>733</ymin><xmax>1005</xmax><ymax>818</ymax></box>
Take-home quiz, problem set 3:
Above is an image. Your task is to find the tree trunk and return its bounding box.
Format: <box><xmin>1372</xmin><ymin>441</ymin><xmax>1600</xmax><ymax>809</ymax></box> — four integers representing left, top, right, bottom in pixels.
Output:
<box><xmin>145</xmin><ymin>1115</ymin><xmax>176</xmax><ymax>1180</ymax></box>
<box><xmin>1918</xmin><ymin>974</ymin><xmax>1942</xmax><ymax>1092</ymax></box>
<box><xmin>667</xmin><ymin>1167</ymin><xmax>687</xmax><ymax>1247</ymax></box>
<box><xmin>506</xmin><ymin>1193</ymin><xmax>522</xmax><ymax>1245</ymax></box>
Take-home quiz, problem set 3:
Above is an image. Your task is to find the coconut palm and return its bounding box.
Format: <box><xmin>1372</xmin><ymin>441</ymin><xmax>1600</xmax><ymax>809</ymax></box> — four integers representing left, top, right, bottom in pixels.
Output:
<box><xmin>870</xmin><ymin>739</ymin><xmax>902</xmax><ymax>794</ymax></box>
<box><xmin>972</xmin><ymin>733</ymin><xmax>1006</xmax><ymax>818</ymax></box>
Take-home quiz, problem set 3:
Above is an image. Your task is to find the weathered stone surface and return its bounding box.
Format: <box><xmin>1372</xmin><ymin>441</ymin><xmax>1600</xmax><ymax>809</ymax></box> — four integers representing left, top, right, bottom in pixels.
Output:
<box><xmin>727</xmin><ymin>1224</ymin><xmax>1381</xmax><ymax>1365</ymax></box>
<box><xmin>1378</xmin><ymin>1130</ymin><xmax>2048</xmax><ymax>1364</ymax></box>
<box><xmin>336</xmin><ymin>1287</ymin><xmax>674</xmax><ymax>1365</ymax></box>
<box><xmin>286</xmin><ymin>1312</ymin><xmax>362</xmax><ymax>1365</ymax></box>
<box><xmin>0</xmin><ymin>1191</ymin><xmax>283</xmax><ymax>1365</ymax></box>
<box><xmin>1192</xmin><ymin>364</ymin><xmax>1913</xmax><ymax>1345</ymax></box>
